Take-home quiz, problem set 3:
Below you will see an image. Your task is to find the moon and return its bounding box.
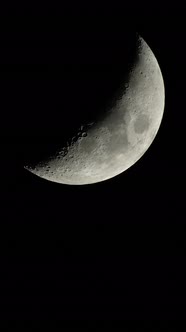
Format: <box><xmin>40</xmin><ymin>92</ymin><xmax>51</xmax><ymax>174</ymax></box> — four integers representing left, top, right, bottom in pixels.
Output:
<box><xmin>25</xmin><ymin>35</ymin><xmax>165</xmax><ymax>185</ymax></box>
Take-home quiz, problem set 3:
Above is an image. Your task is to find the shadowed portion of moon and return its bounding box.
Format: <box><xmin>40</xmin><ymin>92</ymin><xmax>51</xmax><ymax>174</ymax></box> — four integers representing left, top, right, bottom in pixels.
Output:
<box><xmin>22</xmin><ymin>31</ymin><xmax>139</xmax><ymax>167</ymax></box>
<box><xmin>24</xmin><ymin>34</ymin><xmax>165</xmax><ymax>185</ymax></box>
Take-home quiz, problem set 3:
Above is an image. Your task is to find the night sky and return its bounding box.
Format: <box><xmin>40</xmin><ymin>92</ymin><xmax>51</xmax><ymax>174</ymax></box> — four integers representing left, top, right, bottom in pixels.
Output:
<box><xmin>0</xmin><ymin>2</ymin><xmax>185</xmax><ymax>321</ymax></box>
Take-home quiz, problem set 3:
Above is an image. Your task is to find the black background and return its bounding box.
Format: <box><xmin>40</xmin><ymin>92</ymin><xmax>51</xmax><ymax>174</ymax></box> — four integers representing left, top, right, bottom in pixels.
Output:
<box><xmin>0</xmin><ymin>2</ymin><xmax>185</xmax><ymax>322</ymax></box>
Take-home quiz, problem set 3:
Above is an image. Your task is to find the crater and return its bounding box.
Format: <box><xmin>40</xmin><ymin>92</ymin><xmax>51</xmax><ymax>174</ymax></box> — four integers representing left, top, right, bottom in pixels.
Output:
<box><xmin>134</xmin><ymin>114</ymin><xmax>149</xmax><ymax>134</ymax></box>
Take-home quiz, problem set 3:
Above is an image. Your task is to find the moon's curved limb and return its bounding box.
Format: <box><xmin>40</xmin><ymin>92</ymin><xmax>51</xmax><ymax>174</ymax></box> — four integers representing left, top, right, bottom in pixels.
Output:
<box><xmin>25</xmin><ymin>35</ymin><xmax>165</xmax><ymax>185</ymax></box>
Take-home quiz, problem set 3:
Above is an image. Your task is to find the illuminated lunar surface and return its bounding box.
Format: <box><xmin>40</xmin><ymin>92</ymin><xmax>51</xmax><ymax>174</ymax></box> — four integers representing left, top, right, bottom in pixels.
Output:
<box><xmin>25</xmin><ymin>35</ymin><xmax>165</xmax><ymax>185</ymax></box>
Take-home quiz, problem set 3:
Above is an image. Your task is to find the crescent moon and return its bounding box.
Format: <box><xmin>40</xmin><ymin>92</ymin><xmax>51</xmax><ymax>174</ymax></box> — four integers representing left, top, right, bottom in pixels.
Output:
<box><xmin>25</xmin><ymin>35</ymin><xmax>165</xmax><ymax>185</ymax></box>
